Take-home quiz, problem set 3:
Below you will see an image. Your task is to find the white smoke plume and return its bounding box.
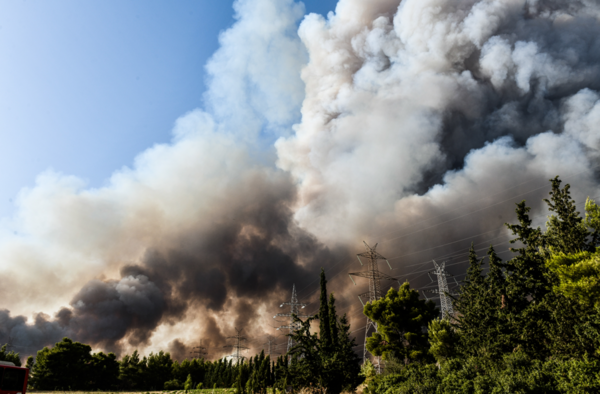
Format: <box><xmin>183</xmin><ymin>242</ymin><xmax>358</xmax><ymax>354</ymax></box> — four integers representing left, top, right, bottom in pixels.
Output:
<box><xmin>1</xmin><ymin>0</ymin><xmax>600</xmax><ymax>358</ymax></box>
<box><xmin>278</xmin><ymin>0</ymin><xmax>600</xmax><ymax>244</ymax></box>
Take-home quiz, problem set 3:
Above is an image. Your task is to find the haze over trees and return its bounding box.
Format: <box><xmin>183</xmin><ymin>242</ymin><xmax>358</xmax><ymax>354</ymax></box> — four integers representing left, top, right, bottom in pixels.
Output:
<box><xmin>366</xmin><ymin>177</ymin><xmax>600</xmax><ymax>393</ymax></box>
<box><xmin>7</xmin><ymin>177</ymin><xmax>600</xmax><ymax>393</ymax></box>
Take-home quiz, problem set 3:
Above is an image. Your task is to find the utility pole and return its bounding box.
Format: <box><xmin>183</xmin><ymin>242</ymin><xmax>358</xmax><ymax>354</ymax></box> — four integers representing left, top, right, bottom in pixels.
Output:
<box><xmin>190</xmin><ymin>339</ymin><xmax>208</xmax><ymax>359</ymax></box>
<box><xmin>349</xmin><ymin>241</ymin><xmax>399</xmax><ymax>374</ymax></box>
<box><xmin>427</xmin><ymin>260</ymin><xmax>457</xmax><ymax>319</ymax></box>
<box><xmin>274</xmin><ymin>284</ymin><xmax>311</xmax><ymax>353</ymax></box>
<box><xmin>224</xmin><ymin>328</ymin><xmax>248</xmax><ymax>364</ymax></box>
<box><xmin>262</xmin><ymin>335</ymin><xmax>280</xmax><ymax>358</ymax></box>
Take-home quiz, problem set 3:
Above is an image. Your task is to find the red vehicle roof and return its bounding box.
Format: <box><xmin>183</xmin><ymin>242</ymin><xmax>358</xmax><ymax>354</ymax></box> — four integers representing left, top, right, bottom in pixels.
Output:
<box><xmin>0</xmin><ymin>365</ymin><xmax>29</xmax><ymax>394</ymax></box>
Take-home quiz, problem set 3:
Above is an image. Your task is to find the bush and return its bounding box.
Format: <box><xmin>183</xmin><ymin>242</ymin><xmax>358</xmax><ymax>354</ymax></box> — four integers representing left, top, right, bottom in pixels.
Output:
<box><xmin>366</xmin><ymin>353</ymin><xmax>600</xmax><ymax>394</ymax></box>
<box><xmin>165</xmin><ymin>379</ymin><xmax>183</xmax><ymax>390</ymax></box>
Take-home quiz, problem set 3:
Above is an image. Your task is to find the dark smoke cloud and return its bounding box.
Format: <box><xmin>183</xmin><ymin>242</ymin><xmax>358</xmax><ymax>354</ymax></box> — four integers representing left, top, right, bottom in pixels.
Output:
<box><xmin>0</xmin><ymin>168</ymin><xmax>344</xmax><ymax>357</ymax></box>
<box><xmin>2</xmin><ymin>0</ymin><xmax>600</xmax><ymax>360</ymax></box>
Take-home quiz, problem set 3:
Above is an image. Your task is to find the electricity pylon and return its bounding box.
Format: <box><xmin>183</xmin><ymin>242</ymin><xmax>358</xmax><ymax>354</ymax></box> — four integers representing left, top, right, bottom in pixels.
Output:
<box><xmin>262</xmin><ymin>335</ymin><xmax>281</xmax><ymax>358</ymax></box>
<box><xmin>224</xmin><ymin>328</ymin><xmax>248</xmax><ymax>364</ymax></box>
<box><xmin>427</xmin><ymin>260</ymin><xmax>458</xmax><ymax>319</ymax></box>
<box><xmin>274</xmin><ymin>284</ymin><xmax>311</xmax><ymax>353</ymax></box>
<box><xmin>349</xmin><ymin>241</ymin><xmax>399</xmax><ymax>374</ymax></box>
<box><xmin>190</xmin><ymin>339</ymin><xmax>208</xmax><ymax>359</ymax></box>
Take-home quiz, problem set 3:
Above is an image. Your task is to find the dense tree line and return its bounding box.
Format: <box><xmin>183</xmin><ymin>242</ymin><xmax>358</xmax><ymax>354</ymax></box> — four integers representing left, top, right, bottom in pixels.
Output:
<box><xmin>8</xmin><ymin>270</ymin><xmax>362</xmax><ymax>392</ymax></box>
<box><xmin>364</xmin><ymin>177</ymin><xmax>600</xmax><ymax>393</ymax></box>
<box><xmin>19</xmin><ymin>339</ymin><xmax>286</xmax><ymax>391</ymax></box>
<box><xmin>9</xmin><ymin>176</ymin><xmax>598</xmax><ymax>392</ymax></box>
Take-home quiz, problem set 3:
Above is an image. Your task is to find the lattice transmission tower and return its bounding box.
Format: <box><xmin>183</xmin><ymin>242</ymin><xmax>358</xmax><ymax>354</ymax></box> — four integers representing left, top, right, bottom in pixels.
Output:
<box><xmin>190</xmin><ymin>339</ymin><xmax>208</xmax><ymax>359</ymax></box>
<box><xmin>349</xmin><ymin>241</ymin><xmax>399</xmax><ymax>373</ymax></box>
<box><xmin>427</xmin><ymin>260</ymin><xmax>458</xmax><ymax>319</ymax></box>
<box><xmin>274</xmin><ymin>284</ymin><xmax>311</xmax><ymax>353</ymax></box>
<box><xmin>224</xmin><ymin>328</ymin><xmax>248</xmax><ymax>364</ymax></box>
<box><xmin>262</xmin><ymin>335</ymin><xmax>281</xmax><ymax>358</ymax></box>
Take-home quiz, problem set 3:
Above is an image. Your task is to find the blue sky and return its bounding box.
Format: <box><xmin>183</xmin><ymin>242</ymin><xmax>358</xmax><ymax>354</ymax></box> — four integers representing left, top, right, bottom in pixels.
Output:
<box><xmin>0</xmin><ymin>0</ymin><xmax>338</xmax><ymax>218</ymax></box>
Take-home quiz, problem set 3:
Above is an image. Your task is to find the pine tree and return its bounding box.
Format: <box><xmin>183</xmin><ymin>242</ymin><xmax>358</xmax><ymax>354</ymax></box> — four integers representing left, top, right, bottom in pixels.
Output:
<box><xmin>544</xmin><ymin>177</ymin><xmax>590</xmax><ymax>253</ymax></box>
<box><xmin>585</xmin><ymin>197</ymin><xmax>600</xmax><ymax>247</ymax></box>
<box><xmin>454</xmin><ymin>244</ymin><xmax>512</xmax><ymax>358</ymax></box>
<box><xmin>484</xmin><ymin>245</ymin><xmax>512</xmax><ymax>356</ymax></box>
<box><xmin>504</xmin><ymin>199</ymin><xmax>552</xmax><ymax>357</ymax></box>
<box><xmin>364</xmin><ymin>282</ymin><xmax>437</xmax><ymax>363</ymax></box>
<box><xmin>453</xmin><ymin>244</ymin><xmax>487</xmax><ymax>356</ymax></box>
<box><xmin>428</xmin><ymin>318</ymin><xmax>458</xmax><ymax>363</ymax></box>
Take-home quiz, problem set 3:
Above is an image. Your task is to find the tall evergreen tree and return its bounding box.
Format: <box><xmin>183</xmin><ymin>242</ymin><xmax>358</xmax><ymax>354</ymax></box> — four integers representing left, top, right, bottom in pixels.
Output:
<box><xmin>544</xmin><ymin>176</ymin><xmax>590</xmax><ymax>253</ymax></box>
<box><xmin>484</xmin><ymin>245</ymin><xmax>512</xmax><ymax>356</ymax></box>
<box><xmin>288</xmin><ymin>269</ymin><xmax>362</xmax><ymax>394</ymax></box>
<box><xmin>504</xmin><ymin>201</ymin><xmax>551</xmax><ymax>357</ymax></box>
<box><xmin>453</xmin><ymin>244</ymin><xmax>488</xmax><ymax>355</ymax></box>
<box><xmin>454</xmin><ymin>245</ymin><xmax>513</xmax><ymax>358</ymax></box>
<box><xmin>319</xmin><ymin>268</ymin><xmax>332</xmax><ymax>351</ymax></box>
<box><xmin>337</xmin><ymin>313</ymin><xmax>362</xmax><ymax>391</ymax></box>
<box><xmin>329</xmin><ymin>293</ymin><xmax>339</xmax><ymax>349</ymax></box>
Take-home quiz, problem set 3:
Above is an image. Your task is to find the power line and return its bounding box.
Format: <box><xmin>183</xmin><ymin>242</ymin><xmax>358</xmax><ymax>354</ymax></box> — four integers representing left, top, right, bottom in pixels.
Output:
<box><xmin>274</xmin><ymin>284</ymin><xmax>312</xmax><ymax>354</ymax></box>
<box><xmin>190</xmin><ymin>339</ymin><xmax>208</xmax><ymax>359</ymax></box>
<box><xmin>223</xmin><ymin>328</ymin><xmax>248</xmax><ymax>364</ymax></box>
<box><xmin>375</xmin><ymin>163</ymin><xmax>600</xmax><ymax>243</ymax></box>
<box><xmin>349</xmin><ymin>241</ymin><xmax>397</xmax><ymax>374</ymax></box>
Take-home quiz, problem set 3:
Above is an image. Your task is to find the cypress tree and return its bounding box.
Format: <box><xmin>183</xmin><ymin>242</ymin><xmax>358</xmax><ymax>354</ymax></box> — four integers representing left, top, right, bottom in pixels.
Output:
<box><xmin>328</xmin><ymin>293</ymin><xmax>339</xmax><ymax>349</ymax></box>
<box><xmin>336</xmin><ymin>313</ymin><xmax>361</xmax><ymax>392</ymax></box>
<box><xmin>287</xmin><ymin>268</ymin><xmax>362</xmax><ymax>394</ymax></box>
<box><xmin>319</xmin><ymin>268</ymin><xmax>332</xmax><ymax>351</ymax></box>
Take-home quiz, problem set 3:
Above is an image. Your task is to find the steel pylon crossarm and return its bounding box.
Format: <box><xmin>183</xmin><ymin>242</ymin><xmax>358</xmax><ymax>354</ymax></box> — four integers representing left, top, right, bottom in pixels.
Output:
<box><xmin>274</xmin><ymin>284</ymin><xmax>312</xmax><ymax>354</ymax></box>
<box><xmin>224</xmin><ymin>328</ymin><xmax>249</xmax><ymax>363</ymax></box>
<box><xmin>348</xmin><ymin>241</ymin><xmax>398</xmax><ymax>374</ymax></box>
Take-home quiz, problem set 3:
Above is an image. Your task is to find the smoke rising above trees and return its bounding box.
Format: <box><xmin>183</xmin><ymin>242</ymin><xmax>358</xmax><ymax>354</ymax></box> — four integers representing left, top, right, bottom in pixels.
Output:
<box><xmin>1</xmin><ymin>0</ymin><xmax>600</xmax><ymax>358</ymax></box>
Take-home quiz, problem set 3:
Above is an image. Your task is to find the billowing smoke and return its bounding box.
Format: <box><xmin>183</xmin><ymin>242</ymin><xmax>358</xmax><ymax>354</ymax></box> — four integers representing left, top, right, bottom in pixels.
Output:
<box><xmin>278</xmin><ymin>0</ymin><xmax>600</xmax><ymax>243</ymax></box>
<box><xmin>1</xmin><ymin>0</ymin><xmax>600</xmax><ymax>359</ymax></box>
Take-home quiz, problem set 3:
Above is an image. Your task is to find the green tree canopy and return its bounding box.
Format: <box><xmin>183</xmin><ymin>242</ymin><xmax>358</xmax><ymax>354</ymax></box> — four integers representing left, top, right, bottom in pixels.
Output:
<box><xmin>118</xmin><ymin>349</ymin><xmax>147</xmax><ymax>390</ymax></box>
<box><xmin>363</xmin><ymin>282</ymin><xmax>437</xmax><ymax>363</ymax></box>
<box><xmin>427</xmin><ymin>318</ymin><xmax>458</xmax><ymax>364</ymax></box>
<box><xmin>544</xmin><ymin>176</ymin><xmax>591</xmax><ymax>253</ymax></box>
<box><xmin>0</xmin><ymin>344</ymin><xmax>21</xmax><ymax>366</ymax></box>
<box><xmin>30</xmin><ymin>337</ymin><xmax>95</xmax><ymax>390</ymax></box>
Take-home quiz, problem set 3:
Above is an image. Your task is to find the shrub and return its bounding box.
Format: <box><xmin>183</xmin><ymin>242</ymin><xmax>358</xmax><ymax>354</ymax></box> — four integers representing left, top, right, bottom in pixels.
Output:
<box><xmin>165</xmin><ymin>379</ymin><xmax>183</xmax><ymax>390</ymax></box>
